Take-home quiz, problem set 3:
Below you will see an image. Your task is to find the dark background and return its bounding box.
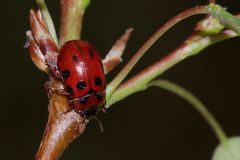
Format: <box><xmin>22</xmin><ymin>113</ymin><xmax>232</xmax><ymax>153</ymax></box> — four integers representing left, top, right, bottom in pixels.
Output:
<box><xmin>0</xmin><ymin>0</ymin><xmax>239</xmax><ymax>159</ymax></box>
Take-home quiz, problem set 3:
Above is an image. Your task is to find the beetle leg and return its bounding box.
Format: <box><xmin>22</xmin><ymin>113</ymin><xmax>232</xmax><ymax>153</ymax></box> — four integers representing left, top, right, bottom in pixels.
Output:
<box><xmin>102</xmin><ymin>28</ymin><xmax>133</xmax><ymax>74</ymax></box>
<box><xmin>102</xmin><ymin>106</ymin><xmax>108</xmax><ymax>113</ymax></box>
<box><xmin>45</xmin><ymin>52</ymin><xmax>61</xmax><ymax>79</ymax></box>
<box><xmin>47</xmin><ymin>88</ymin><xmax>68</xmax><ymax>95</ymax></box>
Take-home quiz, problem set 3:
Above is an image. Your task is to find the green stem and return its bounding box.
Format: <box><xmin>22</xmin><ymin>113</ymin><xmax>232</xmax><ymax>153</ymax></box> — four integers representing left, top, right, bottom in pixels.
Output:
<box><xmin>107</xmin><ymin>3</ymin><xmax>240</xmax><ymax>102</ymax></box>
<box><xmin>36</xmin><ymin>0</ymin><xmax>58</xmax><ymax>46</ymax></box>
<box><xmin>106</xmin><ymin>6</ymin><xmax>208</xmax><ymax>101</ymax></box>
<box><xmin>107</xmin><ymin>30</ymin><xmax>237</xmax><ymax>106</ymax></box>
<box><xmin>59</xmin><ymin>0</ymin><xmax>90</xmax><ymax>46</ymax></box>
<box><xmin>207</xmin><ymin>4</ymin><xmax>240</xmax><ymax>34</ymax></box>
<box><xmin>148</xmin><ymin>80</ymin><xmax>227</xmax><ymax>143</ymax></box>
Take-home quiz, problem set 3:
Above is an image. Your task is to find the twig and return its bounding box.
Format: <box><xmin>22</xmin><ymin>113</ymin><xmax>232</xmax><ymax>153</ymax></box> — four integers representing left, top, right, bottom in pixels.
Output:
<box><xmin>36</xmin><ymin>0</ymin><xmax>58</xmax><ymax>46</ymax></box>
<box><xmin>107</xmin><ymin>29</ymin><xmax>237</xmax><ymax>106</ymax></box>
<box><xmin>106</xmin><ymin>6</ymin><xmax>208</xmax><ymax>101</ymax></box>
<box><xmin>207</xmin><ymin>4</ymin><xmax>240</xmax><ymax>34</ymax></box>
<box><xmin>102</xmin><ymin>28</ymin><xmax>133</xmax><ymax>74</ymax></box>
<box><xmin>107</xmin><ymin>4</ymin><xmax>240</xmax><ymax>105</ymax></box>
<box><xmin>33</xmin><ymin>0</ymin><xmax>90</xmax><ymax>159</ymax></box>
<box><xmin>106</xmin><ymin>4</ymin><xmax>240</xmax><ymax>101</ymax></box>
<box><xmin>59</xmin><ymin>0</ymin><xmax>90</xmax><ymax>46</ymax></box>
<box><xmin>30</xmin><ymin>2</ymin><xmax>240</xmax><ymax>159</ymax></box>
<box><xmin>35</xmin><ymin>87</ymin><xmax>86</xmax><ymax>160</ymax></box>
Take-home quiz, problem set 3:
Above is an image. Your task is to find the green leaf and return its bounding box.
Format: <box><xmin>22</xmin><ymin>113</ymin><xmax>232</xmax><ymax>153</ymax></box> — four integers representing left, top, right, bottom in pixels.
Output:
<box><xmin>212</xmin><ymin>137</ymin><xmax>240</xmax><ymax>160</ymax></box>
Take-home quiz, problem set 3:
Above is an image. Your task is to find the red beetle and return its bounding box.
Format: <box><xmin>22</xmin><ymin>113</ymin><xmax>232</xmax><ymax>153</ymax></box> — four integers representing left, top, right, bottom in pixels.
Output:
<box><xmin>57</xmin><ymin>40</ymin><xmax>106</xmax><ymax>118</ymax></box>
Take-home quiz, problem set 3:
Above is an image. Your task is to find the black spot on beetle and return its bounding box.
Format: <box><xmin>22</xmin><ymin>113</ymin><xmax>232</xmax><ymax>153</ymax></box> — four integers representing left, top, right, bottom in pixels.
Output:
<box><xmin>80</xmin><ymin>96</ymin><xmax>88</xmax><ymax>104</ymax></box>
<box><xmin>94</xmin><ymin>76</ymin><xmax>102</xmax><ymax>86</ymax></box>
<box><xmin>66</xmin><ymin>85</ymin><xmax>74</xmax><ymax>96</ymax></box>
<box><xmin>62</xmin><ymin>70</ymin><xmax>70</xmax><ymax>79</ymax></box>
<box><xmin>72</xmin><ymin>54</ymin><xmax>78</xmax><ymax>62</ymax></box>
<box><xmin>74</xmin><ymin>41</ymin><xmax>84</xmax><ymax>53</ymax></box>
<box><xmin>89</xmin><ymin>49</ymin><xmax>94</xmax><ymax>58</ymax></box>
<box><xmin>76</xmin><ymin>80</ymin><xmax>86</xmax><ymax>90</ymax></box>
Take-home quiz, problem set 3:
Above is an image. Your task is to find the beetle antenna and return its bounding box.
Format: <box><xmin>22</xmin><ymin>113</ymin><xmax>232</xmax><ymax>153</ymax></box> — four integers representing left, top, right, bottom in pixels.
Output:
<box><xmin>93</xmin><ymin>116</ymin><xmax>104</xmax><ymax>132</ymax></box>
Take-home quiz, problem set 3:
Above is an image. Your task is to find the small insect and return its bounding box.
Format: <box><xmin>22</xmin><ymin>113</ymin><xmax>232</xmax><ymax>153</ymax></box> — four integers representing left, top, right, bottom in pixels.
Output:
<box><xmin>57</xmin><ymin>40</ymin><xmax>106</xmax><ymax>118</ymax></box>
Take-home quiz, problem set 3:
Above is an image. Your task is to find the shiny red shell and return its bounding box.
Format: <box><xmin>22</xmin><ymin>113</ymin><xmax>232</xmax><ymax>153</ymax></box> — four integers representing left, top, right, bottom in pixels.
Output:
<box><xmin>57</xmin><ymin>40</ymin><xmax>106</xmax><ymax>117</ymax></box>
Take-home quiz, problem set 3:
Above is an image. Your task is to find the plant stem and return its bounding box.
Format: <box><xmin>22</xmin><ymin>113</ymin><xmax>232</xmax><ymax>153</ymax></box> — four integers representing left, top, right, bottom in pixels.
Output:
<box><xmin>59</xmin><ymin>0</ymin><xmax>90</xmax><ymax>46</ymax></box>
<box><xmin>36</xmin><ymin>0</ymin><xmax>58</xmax><ymax>46</ymax></box>
<box><xmin>106</xmin><ymin>4</ymin><xmax>240</xmax><ymax>102</ymax></box>
<box><xmin>106</xmin><ymin>6</ymin><xmax>208</xmax><ymax>101</ymax></box>
<box><xmin>207</xmin><ymin>4</ymin><xmax>240</xmax><ymax>34</ymax></box>
<box><xmin>148</xmin><ymin>80</ymin><xmax>227</xmax><ymax>143</ymax></box>
<box><xmin>107</xmin><ymin>29</ymin><xmax>237</xmax><ymax>106</ymax></box>
<box><xmin>35</xmin><ymin>1</ymin><xmax>90</xmax><ymax>159</ymax></box>
<box><xmin>35</xmin><ymin>90</ymin><xmax>86</xmax><ymax>160</ymax></box>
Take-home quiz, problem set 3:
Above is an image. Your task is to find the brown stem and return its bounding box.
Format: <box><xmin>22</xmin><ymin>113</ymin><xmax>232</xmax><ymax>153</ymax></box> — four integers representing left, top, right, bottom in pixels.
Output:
<box><xmin>103</xmin><ymin>28</ymin><xmax>133</xmax><ymax>74</ymax></box>
<box><xmin>108</xmin><ymin>29</ymin><xmax>237</xmax><ymax>106</ymax></box>
<box><xmin>35</xmin><ymin>80</ymin><xmax>86</xmax><ymax>160</ymax></box>
<box><xmin>34</xmin><ymin>0</ymin><xmax>90</xmax><ymax>159</ymax></box>
<box><xmin>106</xmin><ymin>6</ymin><xmax>207</xmax><ymax>99</ymax></box>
